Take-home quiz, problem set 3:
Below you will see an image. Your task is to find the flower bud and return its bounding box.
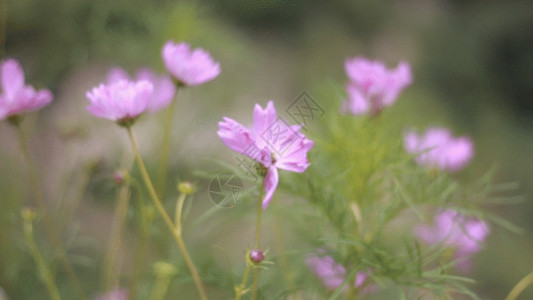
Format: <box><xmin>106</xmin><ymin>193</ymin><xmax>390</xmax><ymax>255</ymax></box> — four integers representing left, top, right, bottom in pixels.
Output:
<box><xmin>178</xmin><ymin>181</ymin><xmax>195</xmax><ymax>195</ymax></box>
<box><xmin>249</xmin><ymin>249</ymin><xmax>265</xmax><ymax>264</ymax></box>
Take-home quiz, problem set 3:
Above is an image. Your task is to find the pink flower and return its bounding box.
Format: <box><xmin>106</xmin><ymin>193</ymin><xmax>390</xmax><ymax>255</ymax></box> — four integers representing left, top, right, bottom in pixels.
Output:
<box><xmin>415</xmin><ymin>209</ymin><xmax>489</xmax><ymax>271</ymax></box>
<box><xmin>93</xmin><ymin>289</ymin><xmax>128</xmax><ymax>300</ymax></box>
<box><xmin>162</xmin><ymin>41</ymin><xmax>220</xmax><ymax>86</ymax></box>
<box><xmin>306</xmin><ymin>254</ymin><xmax>367</xmax><ymax>291</ymax></box>
<box><xmin>217</xmin><ymin>101</ymin><xmax>313</xmax><ymax>209</ymax></box>
<box><xmin>86</xmin><ymin>79</ymin><xmax>153</xmax><ymax>125</ymax></box>
<box><xmin>404</xmin><ymin>127</ymin><xmax>474</xmax><ymax>172</ymax></box>
<box><xmin>0</xmin><ymin>59</ymin><xmax>53</xmax><ymax>120</ymax></box>
<box><xmin>343</xmin><ymin>57</ymin><xmax>411</xmax><ymax>115</ymax></box>
<box><xmin>107</xmin><ymin>67</ymin><xmax>176</xmax><ymax>112</ymax></box>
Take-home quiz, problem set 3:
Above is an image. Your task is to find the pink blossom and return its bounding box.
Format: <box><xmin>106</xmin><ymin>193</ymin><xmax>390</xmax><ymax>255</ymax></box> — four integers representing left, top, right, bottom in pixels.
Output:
<box><xmin>217</xmin><ymin>101</ymin><xmax>313</xmax><ymax>209</ymax></box>
<box><xmin>162</xmin><ymin>41</ymin><xmax>220</xmax><ymax>86</ymax></box>
<box><xmin>404</xmin><ymin>127</ymin><xmax>474</xmax><ymax>172</ymax></box>
<box><xmin>107</xmin><ymin>67</ymin><xmax>175</xmax><ymax>112</ymax></box>
<box><xmin>93</xmin><ymin>289</ymin><xmax>128</xmax><ymax>300</ymax></box>
<box><xmin>306</xmin><ymin>254</ymin><xmax>367</xmax><ymax>291</ymax></box>
<box><xmin>415</xmin><ymin>209</ymin><xmax>490</xmax><ymax>271</ymax></box>
<box><xmin>343</xmin><ymin>57</ymin><xmax>411</xmax><ymax>115</ymax></box>
<box><xmin>0</xmin><ymin>59</ymin><xmax>53</xmax><ymax>120</ymax></box>
<box><xmin>86</xmin><ymin>79</ymin><xmax>153</xmax><ymax>125</ymax></box>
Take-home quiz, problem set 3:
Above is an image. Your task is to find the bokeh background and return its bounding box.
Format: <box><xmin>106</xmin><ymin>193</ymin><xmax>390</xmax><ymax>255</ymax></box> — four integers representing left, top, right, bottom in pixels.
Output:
<box><xmin>0</xmin><ymin>0</ymin><xmax>532</xmax><ymax>299</ymax></box>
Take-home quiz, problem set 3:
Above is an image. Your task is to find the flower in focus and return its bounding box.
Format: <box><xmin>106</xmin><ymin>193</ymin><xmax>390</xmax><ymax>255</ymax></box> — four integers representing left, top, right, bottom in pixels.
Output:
<box><xmin>162</xmin><ymin>41</ymin><xmax>220</xmax><ymax>86</ymax></box>
<box><xmin>404</xmin><ymin>127</ymin><xmax>474</xmax><ymax>172</ymax></box>
<box><xmin>415</xmin><ymin>209</ymin><xmax>490</xmax><ymax>271</ymax></box>
<box><xmin>306</xmin><ymin>254</ymin><xmax>367</xmax><ymax>291</ymax></box>
<box><xmin>86</xmin><ymin>79</ymin><xmax>153</xmax><ymax>126</ymax></box>
<box><xmin>93</xmin><ymin>288</ymin><xmax>128</xmax><ymax>300</ymax></box>
<box><xmin>107</xmin><ymin>67</ymin><xmax>175</xmax><ymax>112</ymax></box>
<box><xmin>0</xmin><ymin>58</ymin><xmax>53</xmax><ymax>120</ymax></box>
<box><xmin>217</xmin><ymin>101</ymin><xmax>313</xmax><ymax>209</ymax></box>
<box><xmin>342</xmin><ymin>57</ymin><xmax>411</xmax><ymax>116</ymax></box>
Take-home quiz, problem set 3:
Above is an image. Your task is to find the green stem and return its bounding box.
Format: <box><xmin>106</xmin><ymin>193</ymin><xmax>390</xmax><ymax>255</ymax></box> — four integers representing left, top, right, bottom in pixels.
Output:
<box><xmin>506</xmin><ymin>271</ymin><xmax>533</xmax><ymax>300</ymax></box>
<box><xmin>23</xmin><ymin>214</ymin><xmax>62</xmax><ymax>300</ymax></box>
<box><xmin>126</xmin><ymin>126</ymin><xmax>208</xmax><ymax>300</ymax></box>
<box><xmin>157</xmin><ymin>90</ymin><xmax>180</xmax><ymax>197</ymax></box>
<box><xmin>174</xmin><ymin>193</ymin><xmax>186</xmax><ymax>232</ymax></box>
<box><xmin>251</xmin><ymin>183</ymin><xmax>266</xmax><ymax>300</ymax></box>
<box><xmin>234</xmin><ymin>265</ymin><xmax>251</xmax><ymax>300</ymax></box>
<box><xmin>15</xmin><ymin>123</ymin><xmax>86</xmax><ymax>299</ymax></box>
<box><xmin>130</xmin><ymin>179</ymin><xmax>150</xmax><ymax>300</ymax></box>
<box><xmin>101</xmin><ymin>181</ymin><xmax>130</xmax><ymax>291</ymax></box>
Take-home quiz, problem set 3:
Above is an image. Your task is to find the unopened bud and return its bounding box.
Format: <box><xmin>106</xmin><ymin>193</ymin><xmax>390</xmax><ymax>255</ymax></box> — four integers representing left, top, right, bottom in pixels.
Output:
<box><xmin>113</xmin><ymin>169</ymin><xmax>129</xmax><ymax>185</ymax></box>
<box><xmin>178</xmin><ymin>181</ymin><xmax>195</xmax><ymax>195</ymax></box>
<box><xmin>249</xmin><ymin>249</ymin><xmax>265</xmax><ymax>264</ymax></box>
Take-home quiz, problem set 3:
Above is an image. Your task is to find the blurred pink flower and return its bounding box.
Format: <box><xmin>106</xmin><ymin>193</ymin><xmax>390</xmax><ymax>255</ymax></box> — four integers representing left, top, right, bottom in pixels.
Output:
<box><xmin>343</xmin><ymin>57</ymin><xmax>411</xmax><ymax>116</ymax></box>
<box><xmin>306</xmin><ymin>254</ymin><xmax>367</xmax><ymax>291</ymax></box>
<box><xmin>93</xmin><ymin>288</ymin><xmax>128</xmax><ymax>300</ymax></box>
<box><xmin>162</xmin><ymin>41</ymin><xmax>220</xmax><ymax>86</ymax></box>
<box><xmin>107</xmin><ymin>67</ymin><xmax>175</xmax><ymax>112</ymax></box>
<box><xmin>415</xmin><ymin>209</ymin><xmax>490</xmax><ymax>271</ymax></box>
<box><xmin>86</xmin><ymin>79</ymin><xmax>153</xmax><ymax>125</ymax></box>
<box><xmin>404</xmin><ymin>127</ymin><xmax>474</xmax><ymax>172</ymax></box>
<box><xmin>0</xmin><ymin>58</ymin><xmax>53</xmax><ymax>120</ymax></box>
<box><xmin>217</xmin><ymin>101</ymin><xmax>313</xmax><ymax>209</ymax></box>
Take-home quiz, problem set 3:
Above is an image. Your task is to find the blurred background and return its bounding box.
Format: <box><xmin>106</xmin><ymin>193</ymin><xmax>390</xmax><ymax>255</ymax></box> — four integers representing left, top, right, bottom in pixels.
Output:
<box><xmin>0</xmin><ymin>0</ymin><xmax>532</xmax><ymax>299</ymax></box>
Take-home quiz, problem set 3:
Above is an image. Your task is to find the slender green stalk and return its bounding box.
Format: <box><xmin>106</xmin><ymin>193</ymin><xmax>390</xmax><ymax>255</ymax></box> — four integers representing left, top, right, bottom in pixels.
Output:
<box><xmin>235</xmin><ymin>265</ymin><xmax>252</xmax><ymax>300</ymax></box>
<box><xmin>15</xmin><ymin>122</ymin><xmax>86</xmax><ymax>299</ymax></box>
<box><xmin>130</xmin><ymin>179</ymin><xmax>150</xmax><ymax>300</ymax></box>
<box><xmin>251</xmin><ymin>183</ymin><xmax>265</xmax><ymax>300</ymax></box>
<box><xmin>23</xmin><ymin>211</ymin><xmax>62</xmax><ymax>300</ymax></box>
<box><xmin>101</xmin><ymin>182</ymin><xmax>130</xmax><ymax>291</ymax></box>
<box><xmin>126</xmin><ymin>126</ymin><xmax>208</xmax><ymax>300</ymax></box>
<box><xmin>0</xmin><ymin>0</ymin><xmax>6</xmax><ymax>57</ymax></box>
<box><xmin>157</xmin><ymin>89</ymin><xmax>180</xmax><ymax>197</ymax></box>
<box><xmin>506</xmin><ymin>271</ymin><xmax>533</xmax><ymax>300</ymax></box>
<box><xmin>174</xmin><ymin>193</ymin><xmax>186</xmax><ymax>231</ymax></box>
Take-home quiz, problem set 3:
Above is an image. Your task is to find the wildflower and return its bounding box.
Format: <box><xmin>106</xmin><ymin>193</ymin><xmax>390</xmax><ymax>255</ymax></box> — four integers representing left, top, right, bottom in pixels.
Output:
<box><xmin>0</xmin><ymin>59</ymin><xmax>53</xmax><ymax>120</ymax></box>
<box><xmin>86</xmin><ymin>79</ymin><xmax>153</xmax><ymax>126</ymax></box>
<box><xmin>93</xmin><ymin>288</ymin><xmax>128</xmax><ymax>300</ymax></box>
<box><xmin>162</xmin><ymin>41</ymin><xmax>220</xmax><ymax>86</ymax></box>
<box><xmin>404</xmin><ymin>127</ymin><xmax>474</xmax><ymax>172</ymax></box>
<box><xmin>107</xmin><ymin>67</ymin><xmax>175</xmax><ymax>112</ymax></box>
<box><xmin>217</xmin><ymin>101</ymin><xmax>313</xmax><ymax>209</ymax></box>
<box><xmin>306</xmin><ymin>254</ymin><xmax>367</xmax><ymax>291</ymax></box>
<box><xmin>249</xmin><ymin>249</ymin><xmax>265</xmax><ymax>264</ymax></box>
<box><xmin>415</xmin><ymin>209</ymin><xmax>490</xmax><ymax>271</ymax></box>
<box><xmin>343</xmin><ymin>57</ymin><xmax>411</xmax><ymax>116</ymax></box>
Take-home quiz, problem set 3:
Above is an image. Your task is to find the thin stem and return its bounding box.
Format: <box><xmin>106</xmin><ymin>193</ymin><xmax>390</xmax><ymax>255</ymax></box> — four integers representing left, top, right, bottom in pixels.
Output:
<box><xmin>15</xmin><ymin>123</ymin><xmax>86</xmax><ymax>299</ymax></box>
<box><xmin>506</xmin><ymin>270</ymin><xmax>533</xmax><ymax>300</ymax></box>
<box><xmin>126</xmin><ymin>126</ymin><xmax>208</xmax><ymax>300</ymax></box>
<box><xmin>23</xmin><ymin>214</ymin><xmax>62</xmax><ymax>300</ymax></box>
<box><xmin>0</xmin><ymin>0</ymin><xmax>6</xmax><ymax>57</ymax></box>
<box><xmin>157</xmin><ymin>90</ymin><xmax>180</xmax><ymax>197</ymax></box>
<box><xmin>174</xmin><ymin>192</ymin><xmax>186</xmax><ymax>232</ymax></box>
<box><xmin>130</xmin><ymin>179</ymin><xmax>149</xmax><ymax>300</ymax></box>
<box><xmin>251</xmin><ymin>183</ymin><xmax>265</xmax><ymax>300</ymax></box>
<box><xmin>101</xmin><ymin>182</ymin><xmax>130</xmax><ymax>291</ymax></box>
<box><xmin>235</xmin><ymin>265</ymin><xmax>251</xmax><ymax>300</ymax></box>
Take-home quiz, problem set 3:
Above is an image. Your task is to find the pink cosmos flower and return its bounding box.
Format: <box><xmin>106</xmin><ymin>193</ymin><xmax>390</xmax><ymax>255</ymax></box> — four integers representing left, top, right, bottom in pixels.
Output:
<box><xmin>107</xmin><ymin>67</ymin><xmax>176</xmax><ymax>112</ymax></box>
<box><xmin>86</xmin><ymin>79</ymin><xmax>153</xmax><ymax>125</ymax></box>
<box><xmin>0</xmin><ymin>58</ymin><xmax>53</xmax><ymax>120</ymax></box>
<box><xmin>162</xmin><ymin>41</ymin><xmax>220</xmax><ymax>86</ymax></box>
<box><xmin>93</xmin><ymin>288</ymin><xmax>128</xmax><ymax>300</ymax></box>
<box><xmin>415</xmin><ymin>209</ymin><xmax>489</xmax><ymax>271</ymax></box>
<box><xmin>217</xmin><ymin>101</ymin><xmax>313</xmax><ymax>209</ymax></box>
<box><xmin>343</xmin><ymin>57</ymin><xmax>411</xmax><ymax>116</ymax></box>
<box><xmin>306</xmin><ymin>254</ymin><xmax>367</xmax><ymax>291</ymax></box>
<box><xmin>404</xmin><ymin>127</ymin><xmax>474</xmax><ymax>172</ymax></box>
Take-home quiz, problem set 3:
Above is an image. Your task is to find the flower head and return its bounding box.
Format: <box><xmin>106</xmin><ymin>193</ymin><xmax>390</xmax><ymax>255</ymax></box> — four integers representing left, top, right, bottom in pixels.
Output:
<box><xmin>343</xmin><ymin>57</ymin><xmax>411</xmax><ymax>116</ymax></box>
<box><xmin>162</xmin><ymin>41</ymin><xmax>220</xmax><ymax>86</ymax></box>
<box><xmin>249</xmin><ymin>249</ymin><xmax>265</xmax><ymax>264</ymax></box>
<box><xmin>404</xmin><ymin>127</ymin><xmax>474</xmax><ymax>172</ymax></box>
<box><xmin>86</xmin><ymin>79</ymin><xmax>153</xmax><ymax>126</ymax></box>
<box><xmin>107</xmin><ymin>67</ymin><xmax>175</xmax><ymax>112</ymax></box>
<box><xmin>306</xmin><ymin>254</ymin><xmax>367</xmax><ymax>291</ymax></box>
<box><xmin>93</xmin><ymin>288</ymin><xmax>128</xmax><ymax>300</ymax></box>
<box><xmin>415</xmin><ymin>209</ymin><xmax>489</xmax><ymax>271</ymax></box>
<box><xmin>217</xmin><ymin>101</ymin><xmax>313</xmax><ymax>209</ymax></box>
<box><xmin>0</xmin><ymin>59</ymin><xmax>53</xmax><ymax>120</ymax></box>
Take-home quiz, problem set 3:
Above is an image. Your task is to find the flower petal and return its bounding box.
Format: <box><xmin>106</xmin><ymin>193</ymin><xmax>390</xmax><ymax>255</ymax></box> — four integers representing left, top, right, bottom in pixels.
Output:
<box><xmin>217</xmin><ymin>117</ymin><xmax>255</xmax><ymax>154</ymax></box>
<box><xmin>262</xmin><ymin>166</ymin><xmax>279</xmax><ymax>209</ymax></box>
